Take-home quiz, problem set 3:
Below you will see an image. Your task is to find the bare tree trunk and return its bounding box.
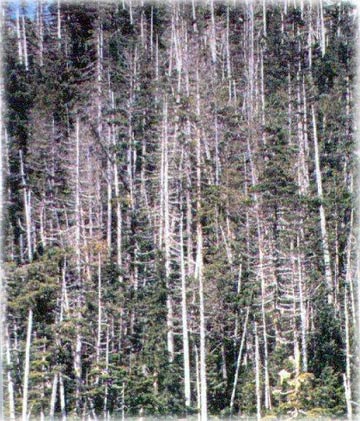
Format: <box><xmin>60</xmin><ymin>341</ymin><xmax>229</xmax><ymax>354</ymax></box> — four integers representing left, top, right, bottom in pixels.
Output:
<box><xmin>22</xmin><ymin>309</ymin><xmax>33</xmax><ymax>421</ymax></box>
<box><xmin>230</xmin><ymin>307</ymin><xmax>249</xmax><ymax>414</ymax></box>
<box><xmin>255</xmin><ymin>322</ymin><xmax>261</xmax><ymax>421</ymax></box>
<box><xmin>319</xmin><ymin>0</ymin><xmax>326</xmax><ymax>56</ymax></box>
<box><xmin>262</xmin><ymin>0</ymin><xmax>267</xmax><ymax>36</ymax></box>
<box><xmin>37</xmin><ymin>0</ymin><xmax>43</xmax><ymax>66</ymax></box>
<box><xmin>344</xmin><ymin>287</ymin><xmax>352</xmax><ymax>419</ymax></box>
<box><xmin>57</xmin><ymin>0</ymin><xmax>61</xmax><ymax>48</ymax></box>
<box><xmin>195</xmin><ymin>345</ymin><xmax>201</xmax><ymax>417</ymax></box>
<box><xmin>297</xmin><ymin>235</ymin><xmax>308</xmax><ymax>372</ymax></box>
<box><xmin>104</xmin><ymin>326</ymin><xmax>109</xmax><ymax>420</ymax></box>
<box><xmin>21</xmin><ymin>14</ymin><xmax>28</xmax><ymax>71</ymax></box>
<box><xmin>209</xmin><ymin>0</ymin><xmax>216</xmax><ymax>64</ymax></box>
<box><xmin>49</xmin><ymin>373</ymin><xmax>58</xmax><ymax>419</ymax></box>
<box><xmin>195</xmin><ymin>66</ymin><xmax>207</xmax><ymax>421</ymax></box>
<box><xmin>226</xmin><ymin>6</ymin><xmax>231</xmax><ymax>82</ymax></box>
<box><xmin>110</xmin><ymin>91</ymin><xmax>123</xmax><ymax>282</ymax></box>
<box><xmin>6</xmin><ymin>326</ymin><xmax>16</xmax><ymax>421</ymax></box>
<box><xmin>19</xmin><ymin>151</ymin><xmax>32</xmax><ymax>262</ymax></box>
<box><xmin>107</xmin><ymin>155</ymin><xmax>112</xmax><ymax>254</ymax></box>
<box><xmin>16</xmin><ymin>8</ymin><xmax>23</xmax><ymax>65</ymax></box>
<box><xmin>180</xmin><ymin>215</ymin><xmax>191</xmax><ymax>408</ymax></box>
<box><xmin>96</xmin><ymin>253</ymin><xmax>102</xmax><ymax>364</ymax></box>
<box><xmin>74</xmin><ymin>118</ymin><xmax>82</xmax><ymax>412</ymax></box>
<box><xmin>247</xmin><ymin>140</ymin><xmax>271</xmax><ymax>409</ymax></box>
<box><xmin>161</xmin><ymin>98</ymin><xmax>175</xmax><ymax>362</ymax></box>
<box><xmin>59</xmin><ymin>373</ymin><xmax>66</xmax><ymax>421</ymax></box>
<box><xmin>74</xmin><ymin>330</ymin><xmax>82</xmax><ymax>413</ymax></box>
<box><xmin>312</xmin><ymin>106</ymin><xmax>333</xmax><ymax>303</ymax></box>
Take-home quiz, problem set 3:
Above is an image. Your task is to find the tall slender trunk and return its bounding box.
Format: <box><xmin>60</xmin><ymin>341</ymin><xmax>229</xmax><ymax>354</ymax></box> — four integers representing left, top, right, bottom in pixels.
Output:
<box><xmin>57</xmin><ymin>0</ymin><xmax>61</xmax><ymax>49</ymax></box>
<box><xmin>110</xmin><ymin>89</ymin><xmax>123</xmax><ymax>282</ymax></box>
<box><xmin>319</xmin><ymin>0</ymin><xmax>326</xmax><ymax>56</ymax></box>
<box><xmin>255</xmin><ymin>322</ymin><xmax>261</xmax><ymax>421</ymax></box>
<box><xmin>312</xmin><ymin>106</ymin><xmax>333</xmax><ymax>303</ymax></box>
<box><xmin>74</xmin><ymin>118</ymin><xmax>82</xmax><ymax>411</ymax></box>
<box><xmin>180</xmin><ymin>215</ymin><xmax>191</xmax><ymax>407</ymax></box>
<box><xmin>230</xmin><ymin>307</ymin><xmax>249</xmax><ymax>413</ymax></box>
<box><xmin>209</xmin><ymin>0</ymin><xmax>216</xmax><ymax>64</ymax></box>
<box><xmin>21</xmin><ymin>14</ymin><xmax>28</xmax><ymax>71</ymax></box>
<box><xmin>59</xmin><ymin>373</ymin><xmax>66</xmax><ymax>421</ymax></box>
<box><xmin>297</xmin><ymin>235</ymin><xmax>308</xmax><ymax>372</ymax></box>
<box><xmin>96</xmin><ymin>253</ymin><xmax>102</xmax><ymax>363</ymax></box>
<box><xmin>22</xmin><ymin>309</ymin><xmax>33</xmax><ymax>421</ymax></box>
<box><xmin>19</xmin><ymin>150</ymin><xmax>32</xmax><ymax>262</ymax></box>
<box><xmin>195</xmin><ymin>68</ymin><xmax>207</xmax><ymax>421</ymax></box>
<box><xmin>344</xmin><ymin>287</ymin><xmax>352</xmax><ymax>419</ymax></box>
<box><xmin>104</xmin><ymin>327</ymin><xmax>109</xmax><ymax>420</ymax></box>
<box><xmin>6</xmin><ymin>326</ymin><xmax>15</xmax><ymax>421</ymax></box>
<box><xmin>247</xmin><ymin>138</ymin><xmax>271</xmax><ymax>409</ymax></box>
<box><xmin>106</xmin><ymin>154</ymin><xmax>112</xmax><ymax>254</ymax></box>
<box><xmin>262</xmin><ymin>0</ymin><xmax>267</xmax><ymax>36</ymax></box>
<box><xmin>161</xmin><ymin>99</ymin><xmax>174</xmax><ymax>362</ymax></box>
<box><xmin>226</xmin><ymin>6</ymin><xmax>231</xmax><ymax>82</ymax></box>
<box><xmin>49</xmin><ymin>374</ymin><xmax>58</xmax><ymax>420</ymax></box>
<box><xmin>37</xmin><ymin>0</ymin><xmax>43</xmax><ymax>66</ymax></box>
<box><xmin>16</xmin><ymin>8</ymin><xmax>23</xmax><ymax>65</ymax></box>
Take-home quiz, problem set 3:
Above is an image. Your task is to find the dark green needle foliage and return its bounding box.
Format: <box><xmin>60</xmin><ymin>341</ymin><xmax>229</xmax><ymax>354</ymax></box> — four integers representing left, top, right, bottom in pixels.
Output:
<box><xmin>2</xmin><ymin>1</ymin><xmax>356</xmax><ymax>419</ymax></box>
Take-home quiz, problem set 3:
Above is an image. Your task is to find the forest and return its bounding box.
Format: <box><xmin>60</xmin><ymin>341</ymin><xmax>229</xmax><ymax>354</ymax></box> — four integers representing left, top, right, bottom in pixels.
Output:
<box><xmin>1</xmin><ymin>0</ymin><xmax>358</xmax><ymax>419</ymax></box>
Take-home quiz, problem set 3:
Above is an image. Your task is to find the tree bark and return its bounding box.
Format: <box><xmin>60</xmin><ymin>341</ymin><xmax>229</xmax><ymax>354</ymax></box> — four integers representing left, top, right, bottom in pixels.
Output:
<box><xmin>161</xmin><ymin>98</ymin><xmax>175</xmax><ymax>362</ymax></box>
<box><xmin>195</xmin><ymin>66</ymin><xmax>208</xmax><ymax>421</ymax></box>
<box><xmin>19</xmin><ymin>151</ymin><xmax>32</xmax><ymax>262</ymax></box>
<box><xmin>49</xmin><ymin>373</ymin><xmax>58</xmax><ymax>420</ymax></box>
<box><xmin>344</xmin><ymin>288</ymin><xmax>352</xmax><ymax>419</ymax></box>
<box><xmin>16</xmin><ymin>8</ymin><xmax>23</xmax><ymax>65</ymax></box>
<box><xmin>230</xmin><ymin>307</ymin><xmax>249</xmax><ymax>414</ymax></box>
<box><xmin>21</xmin><ymin>14</ymin><xmax>28</xmax><ymax>71</ymax></box>
<box><xmin>312</xmin><ymin>106</ymin><xmax>333</xmax><ymax>303</ymax></box>
<box><xmin>6</xmin><ymin>325</ymin><xmax>15</xmax><ymax>421</ymax></box>
<box><xmin>22</xmin><ymin>309</ymin><xmax>33</xmax><ymax>421</ymax></box>
<box><xmin>180</xmin><ymin>215</ymin><xmax>191</xmax><ymax>408</ymax></box>
<box><xmin>255</xmin><ymin>322</ymin><xmax>261</xmax><ymax>421</ymax></box>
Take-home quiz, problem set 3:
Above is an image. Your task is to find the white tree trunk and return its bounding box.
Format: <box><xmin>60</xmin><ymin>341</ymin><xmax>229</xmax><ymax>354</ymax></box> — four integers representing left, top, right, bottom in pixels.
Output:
<box><xmin>255</xmin><ymin>322</ymin><xmax>261</xmax><ymax>421</ymax></box>
<box><xmin>59</xmin><ymin>373</ymin><xmax>66</xmax><ymax>421</ymax></box>
<box><xmin>297</xmin><ymin>235</ymin><xmax>308</xmax><ymax>372</ymax></box>
<box><xmin>230</xmin><ymin>307</ymin><xmax>249</xmax><ymax>413</ymax></box>
<box><xmin>22</xmin><ymin>309</ymin><xmax>33</xmax><ymax>421</ymax></box>
<box><xmin>161</xmin><ymin>99</ymin><xmax>174</xmax><ymax>362</ymax></box>
<box><xmin>209</xmin><ymin>0</ymin><xmax>216</xmax><ymax>64</ymax></box>
<box><xmin>74</xmin><ymin>118</ymin><xmax>82</xmax><ymax>411</ymax></box>
<box><xmin>319</xmin><ymin>0</ymin><xmax>326</xmax><ymax>56</ymax></box>
<box><xmin>180</xmin><ymin>215</ymin><xmax>191</xmax><ymax>408</ymax></box>
<box><xmin>21</xmin><ymin>15</ymin><xmax>28</xmax><ymax>71</ymax></box>
<box><xmin>19</xmin><ymin>151</ymin><xmax>32</xmax><ymax>262</ymax></box>
<box><xmin>195</xmin><ymin>68</ymin><xmax>207</xmax><ymax>421</ymax></box>
<box><xmin>312</xmin><ymin>106</ymin><xmax>333</xmax><ymax>303</ymax></box>
<box><xmin>49</xmin><ymin>373</ymin><xmax>58</xmax><ymax>419</ymax></box>
<box><xmin>344</xmin><ymin>288</ymin><xmax>352</xmax><ymax>419</ymax></box>
<box><xmin>37</xmin><ymin>0</ymin><xmax>43</xmax><ymax>66</ymax></box>
<box><xmin>57</xmin><ymin>0</ymin><xmax>61</xmax><ymax>46</ymax></box>
<box><xmin>6</xmin><ymin>326</ymin><xmax>16</xmax><ymax>421</ymax></box>
<box><xmin>113</xmin><ymin>158</ymin><xmax>123</xmax><ymax>282</ymax></box>
<box><xmin>96</xmin><ymin>253</ymin><xmax>102</xmax><ymax>363</ymax></box>
<box><xmin>104</xmin><ymin>327</ymin><xmax>109</xmax><ymax>420</ymax></box>
<box><xmin>16</xmin><ymin>8</ymin><xmax>23</xmax><ymax>65</ymax></box>
<box><xmin>262</xmin><ymin>0</ymin><xmax>267</xmax><ymax>37</ymax></box>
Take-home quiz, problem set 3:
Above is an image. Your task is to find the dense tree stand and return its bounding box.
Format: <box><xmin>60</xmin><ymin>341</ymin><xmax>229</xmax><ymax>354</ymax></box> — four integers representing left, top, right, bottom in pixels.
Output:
<box><xmin>2</xmin><ymin>1</ymin><xmax>357</xmax><ymax>419</ymax></box>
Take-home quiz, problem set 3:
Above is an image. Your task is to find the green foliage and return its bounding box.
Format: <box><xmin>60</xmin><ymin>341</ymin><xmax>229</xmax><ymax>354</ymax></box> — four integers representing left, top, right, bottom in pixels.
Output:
<box><xmin>3</xmin><ymin>1</ymin><xmax>355</xmax><ymax>419</ymax></box>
